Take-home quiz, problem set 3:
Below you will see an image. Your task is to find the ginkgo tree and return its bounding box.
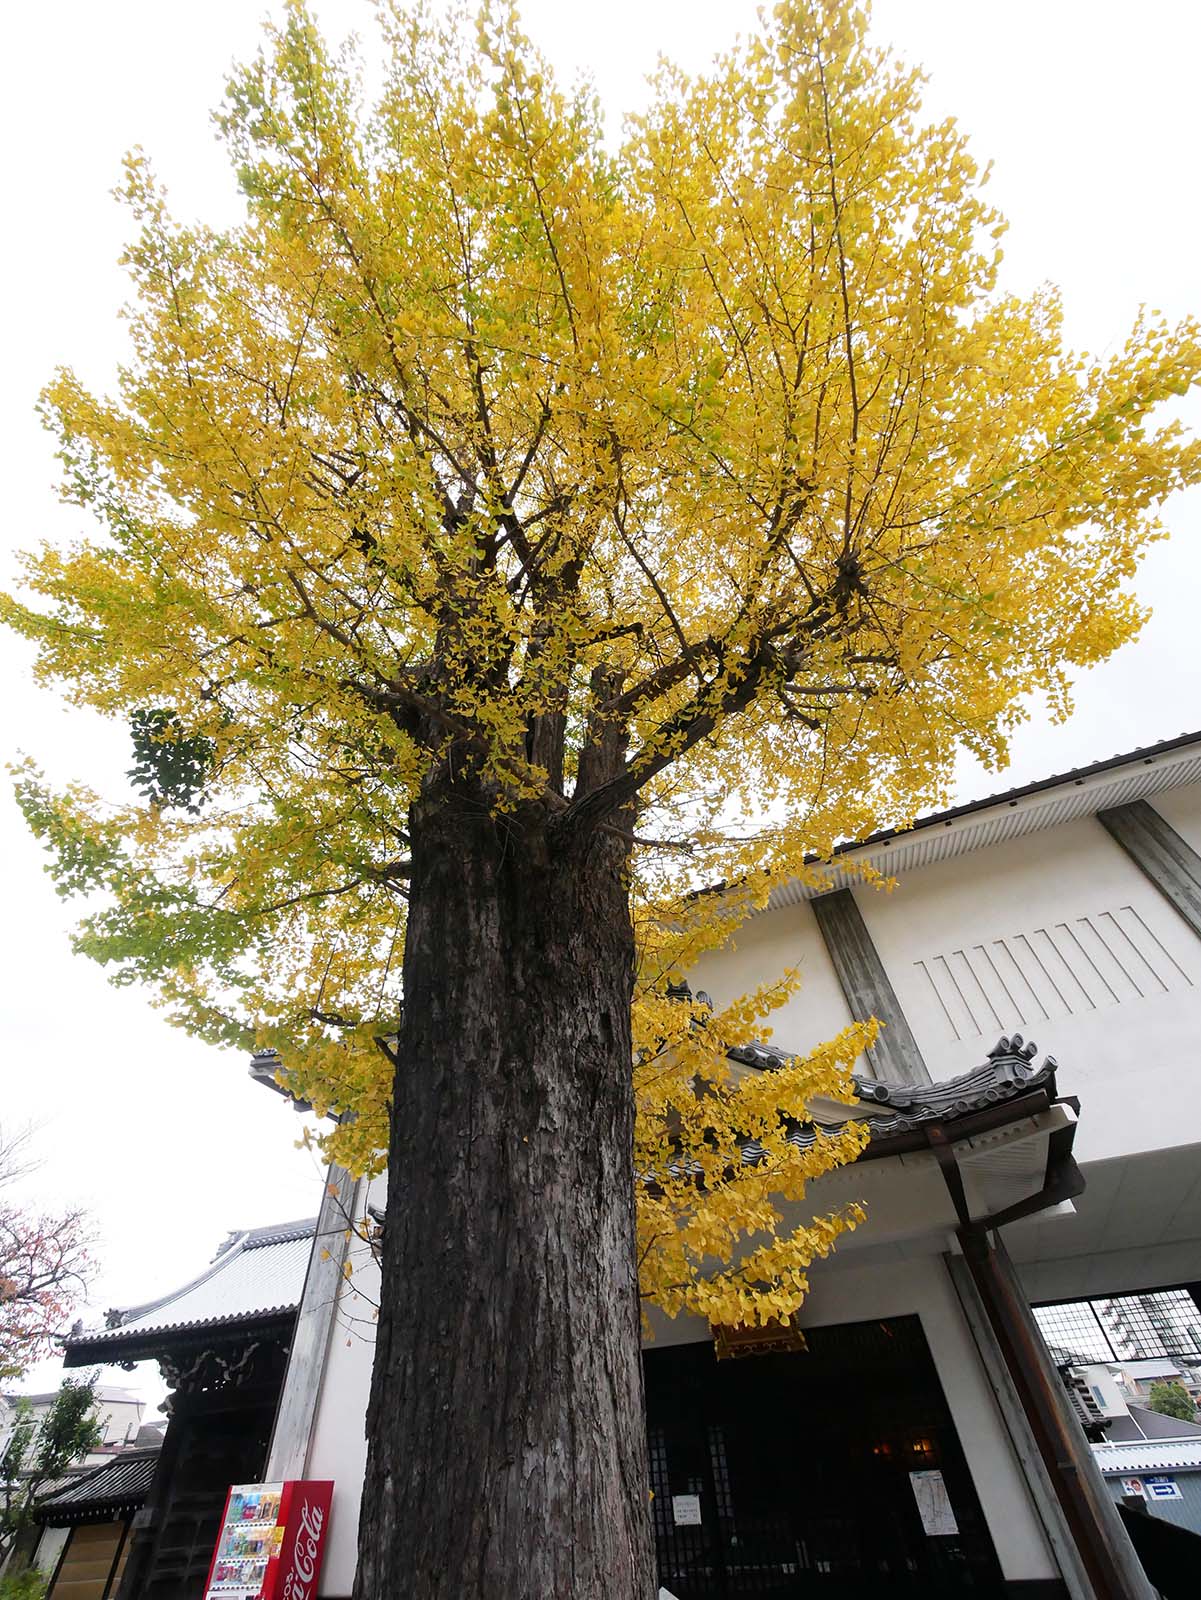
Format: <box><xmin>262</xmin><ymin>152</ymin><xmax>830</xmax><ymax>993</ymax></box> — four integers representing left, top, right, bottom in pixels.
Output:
<box><xmin>6</xmin><ymin>1</ymin><xmax>1201</xmax><ymax>1594</ymax></box>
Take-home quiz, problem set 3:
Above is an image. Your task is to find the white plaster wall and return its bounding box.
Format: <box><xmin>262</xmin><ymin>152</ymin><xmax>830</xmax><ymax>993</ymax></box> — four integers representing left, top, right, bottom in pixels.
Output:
<box><xmin>96</xmin><ymin>1396</ymin><xmax>144</xmax><ymax>1446</ymax></box>
<box><xmin>688</xmin><ymin>896</ymin><xmax>857</xmax><ymax>1063</ymax></box>
<box><xmin>309</xmin><ymin>1173</ymin><xmax>384</xmax><ymax>1597</ymax></box>
<box><xmin>1077</xmin><ymin>1365</ymin><xmax>1127</xmax><ymax>1417</ymax></box>
<box><xmin>696</xmin><ymin>813</ymin><xmax>1201</xmax><ymax>1165</ymax></box>
<box><xmin>855</xmin><ymin>816</ymin><xmax>1201</xmax><ymax>1163</ymax></box>
<box><xmin>1151</xmin><ymin>779</ymin><xmax>1201</xmax><ymax>861</ymax></box>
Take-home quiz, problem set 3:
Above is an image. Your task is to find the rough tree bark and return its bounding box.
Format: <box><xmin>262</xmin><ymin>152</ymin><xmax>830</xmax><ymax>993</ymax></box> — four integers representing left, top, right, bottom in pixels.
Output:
<box><xmin>353</xmin><ymin>767</ymin><xmax>656</xmax><ymax>1599</ymax></box>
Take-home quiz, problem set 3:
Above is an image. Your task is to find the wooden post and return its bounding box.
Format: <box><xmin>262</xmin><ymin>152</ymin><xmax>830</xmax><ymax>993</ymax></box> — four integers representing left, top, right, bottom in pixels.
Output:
<box><xmin>810</xmin><ymin>888</ymin><xmax>931</xmax><ymax>1084</ymax></box>
<box><xmin>1096</xmin><ymin>800</ymin><xmax>1201</xmax><ymax>941</ymax></box>
<box><xmin>956</xmin><ymin>1232</ymin><xmax>1156</xmax><ymax>1600</ymax></box>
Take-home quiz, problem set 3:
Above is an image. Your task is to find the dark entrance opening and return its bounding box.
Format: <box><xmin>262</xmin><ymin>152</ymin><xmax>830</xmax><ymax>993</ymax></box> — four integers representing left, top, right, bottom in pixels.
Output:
<box><xmin>644</xmin><ymin>1315</ymin><xmax>1005</xmax><ymax>1598</ymax></box>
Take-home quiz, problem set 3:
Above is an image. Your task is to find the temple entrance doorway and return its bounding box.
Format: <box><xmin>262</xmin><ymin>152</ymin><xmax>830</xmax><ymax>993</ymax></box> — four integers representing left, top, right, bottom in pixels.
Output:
<box><xmin>644</xmin><ymin>1315</ymin><xmax>1006</xmax><ymax>1598</ymax></box>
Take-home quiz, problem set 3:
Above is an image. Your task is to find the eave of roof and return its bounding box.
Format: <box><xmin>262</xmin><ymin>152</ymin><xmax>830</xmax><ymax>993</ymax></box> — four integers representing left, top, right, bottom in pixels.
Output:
<box><xmin>758</xmin><ymin>729</ymin><xmax>1201</xmax><ymax>908</ymax></box>
<box><xmin>63</xmin><ymin>1308</ymin><xmax>299</xmax><ymax>1370</ymax></box>
<box><xmin>642</xmin><ymin>1034</ymin><xmax>1065</xmax><ymax>1196</ymax></box>
<box><xmin>836</xmin><ymin>729</ymin><xmax>1201</xmax><ymax>856</ymax></box>
<box><xmin>34</xmin><ymin>1449</ymin><xmax>159</xmax><ymax>1526</ymax></box>
<box><xmin>1093</xmin><ymin>1438</ymin><xmax>1201</xmax><ymax>1474</ymax></box>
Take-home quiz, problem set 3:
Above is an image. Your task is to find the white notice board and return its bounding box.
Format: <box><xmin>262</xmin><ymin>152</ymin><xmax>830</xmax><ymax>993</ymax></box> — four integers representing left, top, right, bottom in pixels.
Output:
<box><xmin>671</xmin><ymin>1493</ymin><xmax>702</xmax><ymax>1526</ymax></box>
<box><xmin>909</xmin><ymin>1470</ymin><xmax>959</xmax><ymax>1536</ymax></box>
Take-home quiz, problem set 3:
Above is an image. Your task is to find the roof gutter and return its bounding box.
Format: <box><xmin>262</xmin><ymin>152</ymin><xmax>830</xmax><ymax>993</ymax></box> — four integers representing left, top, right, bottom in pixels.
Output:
<box><xmin>923</xmin><ymin>1113</ymin><xmax>1083</xmax><ymax>1227</ymax></box>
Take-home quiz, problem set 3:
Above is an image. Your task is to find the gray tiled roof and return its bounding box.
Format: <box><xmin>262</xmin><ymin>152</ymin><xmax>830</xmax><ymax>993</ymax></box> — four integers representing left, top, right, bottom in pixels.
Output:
<box><xmin>647</xmin><ymin>1035</ymin><xmax>1059</xmax><ymax>1187</ymax></box>
<box><xmin>1105</xmin><ymin>1408</ymin><xmax>1201</xmax><ymax>1443</ymax></box>
<box><xmin>35</xmin><ymin>1448</ymin><xmax>159</xmax><ymax>1524</ymax></box>
<box><xmin>728</xmin><ymin>1033</ymin><xmax>1056</xmax><ymax>1157</ymax></box>
<box><xmin>63</xmin><ymin>1219</ymin><xmax>317</xmax><ymax>1362</ymax></box>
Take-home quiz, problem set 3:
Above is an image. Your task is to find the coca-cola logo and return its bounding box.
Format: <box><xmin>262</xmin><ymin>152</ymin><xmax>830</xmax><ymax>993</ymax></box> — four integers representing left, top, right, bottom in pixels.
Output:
<box><xmin>282</xmin><ymin>1502</ymin><xmax>325</xmax><ymax>1600</ymax></box>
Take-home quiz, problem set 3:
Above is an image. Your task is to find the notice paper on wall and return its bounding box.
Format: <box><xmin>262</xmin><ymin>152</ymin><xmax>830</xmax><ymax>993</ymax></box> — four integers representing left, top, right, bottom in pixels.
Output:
<box><xmin>671</xmin><ymin>1494</ymin><xmax>702</xmax><ymax>1527</ymax></box>
<box><xmin>909</xmin><ymin>1470</ymin><xmax>959</xmax><ymax>1536</ymax></box>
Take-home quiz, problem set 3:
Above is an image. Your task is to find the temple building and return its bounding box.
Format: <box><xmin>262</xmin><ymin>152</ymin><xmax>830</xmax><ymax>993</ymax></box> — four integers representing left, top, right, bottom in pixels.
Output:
<box><xmin>57</xmin><ymin>1220</ymin><xmax>316</xmax><ymax>1600</ymax></box>
<box><xmin>54</xmin><ymin>732</ymin><xmax>1201</xmax><ymax>1598</ymax></box>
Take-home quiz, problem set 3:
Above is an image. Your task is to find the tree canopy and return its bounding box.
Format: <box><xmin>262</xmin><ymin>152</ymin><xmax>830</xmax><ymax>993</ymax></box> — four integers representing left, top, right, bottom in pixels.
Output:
<box><xmin>0</xmin><ymin>1377</ymin><xmax>102</xmax><ymax>1565</ymax></box>
<box><xmin>5</xmin><ymin>0</ymin><xmax>1201</xmax><ymax>1332</ymax></box>
<box><xmin>1146</xmin><ymin>1380</ymin><xmax>1197</xmax><ymax>1422</ymax></box>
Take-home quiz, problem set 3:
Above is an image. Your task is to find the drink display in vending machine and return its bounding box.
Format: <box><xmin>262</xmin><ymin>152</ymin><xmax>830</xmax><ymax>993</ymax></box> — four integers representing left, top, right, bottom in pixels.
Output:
<box><xmin>203</xmin><ymin>1479</ymin><xmax>333</xmax><ymax>1600</ymax></box>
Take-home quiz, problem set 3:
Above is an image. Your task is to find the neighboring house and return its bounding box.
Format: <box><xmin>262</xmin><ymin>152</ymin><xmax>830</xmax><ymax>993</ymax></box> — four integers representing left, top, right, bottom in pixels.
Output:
<box><xmin>31</xmin><ymin>1447</ymin><xmax>161</xmax><ymax>1598</ymax></box>
<box><xmin>1034</xmin><ymin>1284</ymin><xmax>1201</xmax><ymax>1458</ymax></box>
<box><xmin>1060</xmin><ymin>1362</ymin><xmax>1201</xmax><ymax>1438</ymax></box>
<box><xmin>0</xmin><ymin>1387</ymin><xmax>147</xmax><ymax>1472</ymax></box>
<box><xmin>1092</xmin><ymin>1438</ymin><xmax>1201</xmax><ymax>1538</ymax></box>
<box><xmin>1073</xmin><ymin>1362</ymin><xmax>1132</xmax><ymax>1424</ymax></box>
<box><xmin>1</xmin><ymin>1385</ymin><xmax>158</xmax><ymax>1581</ymax></box>
<box><xmin>54</xmin><ymin>730</ymin><xmax>1201</xmax><ymax>1599</ymax></box>
<box><xmin>1051</xmin><ymin>1355</ymin><xmax>1201</xmax><ymax>1493</ymax></box>
<box><xmin>1117</xmin><ymin>1359</ymin><xmax>1201</xmax><ymax>1411</ymax></box>
<box><xmin>1106</xmin><ymin>1296</ymin><xmax>1201</xmax><ymax>1373</ymax></box>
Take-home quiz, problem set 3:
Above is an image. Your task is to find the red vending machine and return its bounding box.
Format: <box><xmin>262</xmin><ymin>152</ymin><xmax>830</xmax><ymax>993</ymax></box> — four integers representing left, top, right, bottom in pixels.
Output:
<box><xmin>203</xmin><ymin>1479</ymin><xmax>333</xmax><ymax>1600</ymax></box>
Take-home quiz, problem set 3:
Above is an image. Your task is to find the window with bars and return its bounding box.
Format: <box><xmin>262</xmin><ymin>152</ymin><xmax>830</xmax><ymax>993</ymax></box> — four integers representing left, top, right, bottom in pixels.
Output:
<box><xmin>1033</xmin><ymin>1289</ymin><xmax>1201</xmax><ymax>1365</ymax></box>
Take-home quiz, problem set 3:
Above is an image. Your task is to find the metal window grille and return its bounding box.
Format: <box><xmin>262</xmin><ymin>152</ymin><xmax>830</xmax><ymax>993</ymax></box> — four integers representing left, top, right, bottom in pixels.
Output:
<box><xmin>1033</xmin><ymin>1289</ymin><xmax>1201</xmax><ymax>1365</ymax></box>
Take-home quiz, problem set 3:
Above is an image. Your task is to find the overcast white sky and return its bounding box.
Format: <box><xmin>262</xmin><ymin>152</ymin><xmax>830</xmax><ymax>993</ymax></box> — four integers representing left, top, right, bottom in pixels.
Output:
<box><xmin>2</xmin><ymin>1</ymin><xmax>1199</xmax><ymax>1404</ymax></box>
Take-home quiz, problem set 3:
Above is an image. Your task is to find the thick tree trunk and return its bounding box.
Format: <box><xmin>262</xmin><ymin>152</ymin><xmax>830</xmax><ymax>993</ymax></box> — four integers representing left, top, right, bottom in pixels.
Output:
<box><xmin>353</xmin><ymin>780</ymin><xmax>655</xmax><ymax>1599</ymax></box>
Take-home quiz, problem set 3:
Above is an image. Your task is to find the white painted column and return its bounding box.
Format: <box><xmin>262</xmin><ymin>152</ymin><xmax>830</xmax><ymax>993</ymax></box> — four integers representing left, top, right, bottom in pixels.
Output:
<box><xmin>266</xmin><ymin>1163</ymin><xmax>360</xmax><ymax>1482</ymax></box>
